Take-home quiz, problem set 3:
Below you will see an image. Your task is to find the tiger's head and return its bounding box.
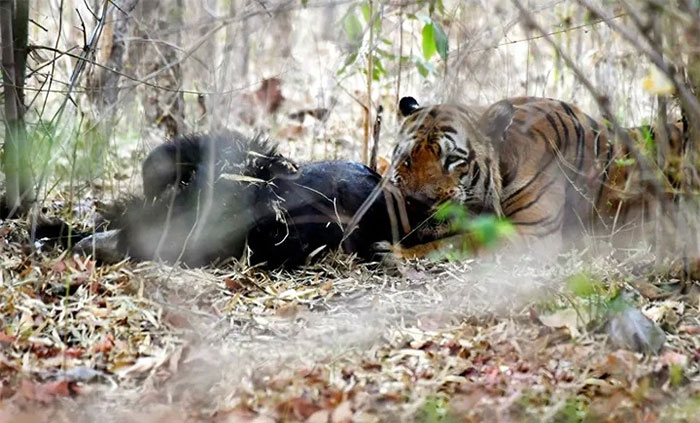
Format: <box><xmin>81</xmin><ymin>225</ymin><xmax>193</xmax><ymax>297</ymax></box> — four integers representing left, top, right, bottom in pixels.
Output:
<box><xmin>390</xmin><ymin>97</ymin><xmax>515</xmax><ymax>214</ymax></box>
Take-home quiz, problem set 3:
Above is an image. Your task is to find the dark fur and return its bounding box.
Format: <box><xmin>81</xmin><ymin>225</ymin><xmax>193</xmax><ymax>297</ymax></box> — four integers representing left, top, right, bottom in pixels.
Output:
<box><xmin>40</xmin><ymin>131</ymin><xmax>419</xmax><ymax>268</ymax></box>
<box><xmin>248</xmin><ymin>161</ymin><xmax>404</xmax><ymax>267</ymax></box>
<box><xmin>116</xmin><ymin>131</ymin><xmax>298</xmax><ymax>266</ymax></box>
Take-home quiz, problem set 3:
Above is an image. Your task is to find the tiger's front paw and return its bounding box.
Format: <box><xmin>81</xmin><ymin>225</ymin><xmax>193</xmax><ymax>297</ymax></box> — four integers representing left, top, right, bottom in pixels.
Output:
<box><xmin>371</xmin><ymin>241</ymin><xmax>406</xmax><ymax>272</ymax></box>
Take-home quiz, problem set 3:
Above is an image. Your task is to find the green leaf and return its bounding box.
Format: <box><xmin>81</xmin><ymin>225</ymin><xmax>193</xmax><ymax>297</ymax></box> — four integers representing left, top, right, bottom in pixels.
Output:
<box><xmin>466</xmin><ymin>216</ymin><xmax>515</xmax><ymax>247</ymax></box>
<box><xmin>416</xmin><ymin>61</ymin><xmax>430</xmax><ymax>77</ymax></box>
<box><xmin>337</xmin><ymin>52</ymin><xmax>358</xmax><ymax>75</ymax></box>
<box><xmin>435</xmin><ymin>201</ymin><xmax>468</xmax><ymax>222</ymax></box>
<box><xmin>376</xmin><ymin>47</ymin><xmax>395</xmax><ymax>60</ymax></box>
<box><xmin>614</xmin><ymin>157</ymin><xmax>636</xmax><ymax>167</ymax></box>
<box><xmin>422</xmin><ymin>23</ymin><xmax>436</xmax><ymax>60</ymax></box>
<box><xmin>372</xmin><ymin>57</ymin><xmax>386</xmax><ymax>81</ymax></box>
<box><xmin>641</xmin><ymin>126</ymin><xmax>656</xmax><ymax>155</ymax></box>
<box><xmin>670</xmin><ymin>364</ymin><xmax>684</xmax><ymax>387</ymax></box>
<box><xmin>343</xmin><ymin>12</ymin><xmax>363</xmax><ymax>45</ymax></box>
<box><xmin>300</xmin><ymin>0</ymin><xmax>308</xmax><ymax>7</ymax></box>
<box><xmin>567</xmin><ymin>273</ymin><xmax>601</xmax><ymax>298</ymax></box>
<box><xmin>361</xmin><ymin>1</ymin><xmax>371</xmax><ymax>22</ymax></box>
<box><xmin>432</xmin><ymin>21</ymin><xmax>449</xmax><ymax>61</ymax></box>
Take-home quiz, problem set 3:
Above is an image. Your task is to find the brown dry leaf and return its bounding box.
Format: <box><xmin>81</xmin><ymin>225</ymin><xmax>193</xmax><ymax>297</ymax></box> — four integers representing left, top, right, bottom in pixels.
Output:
<box><xmin>0</xmin><ymin>409</ymin><xmax>53</xmax><ymax>423</ymax></box>
<box><xmin>92</xmin><ymin>333</ymin><xmax>114</xmax><ymax>354</ymax></box>
<box><xmin>277</xmin><ymin>397</ymin><xmax>321</xmax><ymax>420</ymax></box>
<box><xmin>18</xmin><ymin>379</ymin><xmax>75</xmax><ymax>403</ymax></box>
<box><xmin>645</xmin><ymin>300</ymin><xmax>684</xmax><ymax>325</ymax></box>
<box><xmin>63</xmin><ymin>347</ymin><xmax>83</xmax><ymax>359</ymax></box>
<box><xmin>678</xmin><ymin>325</ymin><xmax>700</xmax><ymax>334</ymax></box>
<box><xmin>116</xmin><ymin>356</ymin><xmax>161</xmax><ymax>378</ymax></box>
<box><xmin>376</xmin><ymin>157</ymin><xmax>390</xmax><ymax>176</ymax></box>
<box><xmin>331</xmin><ymin>401</ymin><xmax>353</xmax><ymax>423</ymax></box>
<box><xmin>163</xmin><ymin>310</ymin><xmax>191</xmax><ymax>329</ymax></box>
<box><xmin>306</xmin><ymin>409</ymin><xmax>331</xmax><ymax>423</ymax></box>
<box><xmin>216</xmin><ymin>409</ymin><xmax>276</xmax><ymax>423</ymax></box>
<box><xmin>276</xmin><ymin>303</ymin><xmax>303</xmax><ymax>318</ymax></box>
<box><xmin>659</xmin><ymin>350</ymin><xmax>688</xmax><ymax>368</ymax></box>
<box><xmin>276</xmin><ymin>124</ymin><xmax>305</xmax><ymax>140</ymax></box>
<box><xmin>632</xmin><ymin>278</ymin><xmax>670</xmax><ymax>300</ymax></box>
<box><xmin>538</xmin><ymin>308</ymin><xmax>583</xmax><ymax>337</ymax></box>
<box><xmin>588</xmin><ymin>390</ymin><xmax>630</xmax><ymax>420</ymax></box>
<box><xmin>0</xmin><ymin>333</ymin><xmax>16</xmax><ymax>344</ymax></box>
<box><xmin>50</xmin><ymin>259</ymin><xmax>67</xmax><ymax>274</ymax></box>
<box><xmin>602</xmin><ymin>351</ymin><xmax>639</xmax><ymax>377</ymax></box>
<box><xmin>224</xmin><ymin>277</ymin><xmax>246</xmax><ymax>292</ymax></box>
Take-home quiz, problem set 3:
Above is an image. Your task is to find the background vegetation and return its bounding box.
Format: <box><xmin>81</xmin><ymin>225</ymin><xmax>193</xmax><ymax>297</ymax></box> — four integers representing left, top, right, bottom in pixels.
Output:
<box><xmin>1</xmin><ymin>1</ymin><xmax>699</xmax><ymax>422</ymax></box>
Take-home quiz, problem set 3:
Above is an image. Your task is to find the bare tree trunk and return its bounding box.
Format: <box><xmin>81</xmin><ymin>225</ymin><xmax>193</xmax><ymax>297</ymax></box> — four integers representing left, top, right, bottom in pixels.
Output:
<box><xmin>1</xmin><ymin>0</ymin><xmax>34</xmax><ymax>216</ymax></box>
<box><xmin>212</xmin><ymin>0</ymin><xmax>249</xmax><ymax>128</ymax></box>
<box><xmin>134</xmin><ymin>0</ymin><xmax>186</xmax><ymax>138</ymax></box>
<box><xmin>89</xmin><ymin>0</ymin><xmax>138</xmax><ymax>110</ymax></box>
<box><xmin>676</xmin><ymin>1</ymin><xmax>700</xmax><ymax>280</ymax></box>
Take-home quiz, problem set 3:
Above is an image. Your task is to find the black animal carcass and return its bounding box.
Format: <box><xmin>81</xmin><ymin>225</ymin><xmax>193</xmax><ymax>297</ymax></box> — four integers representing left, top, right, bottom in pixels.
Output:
<box><xmin>71</xmin><ymin>131</ymin><xmax>416</xmax><ymax>268</ymax></box>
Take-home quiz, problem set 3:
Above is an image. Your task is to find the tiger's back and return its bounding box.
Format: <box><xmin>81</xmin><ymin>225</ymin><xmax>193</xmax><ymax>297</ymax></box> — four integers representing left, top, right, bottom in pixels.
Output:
<box><xmin>391</xmin><ymin>96</ymin><xmax>692</xmax><ymax>255</ymax></box>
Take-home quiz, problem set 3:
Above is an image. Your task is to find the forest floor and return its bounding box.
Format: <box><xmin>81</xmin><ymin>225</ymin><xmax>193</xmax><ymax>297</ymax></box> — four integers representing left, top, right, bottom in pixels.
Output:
<box><xmin>1</xmin><ymin>213</ymin><xmax>699</xmax><ymax>423</ymax></box>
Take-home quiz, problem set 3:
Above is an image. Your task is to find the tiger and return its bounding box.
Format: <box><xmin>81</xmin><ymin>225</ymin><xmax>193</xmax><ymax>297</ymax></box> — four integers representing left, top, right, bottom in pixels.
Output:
<box><xmin>387</xmin><ymin>95</ymin><xmax>697</xmax><ymax>258</ymax></box>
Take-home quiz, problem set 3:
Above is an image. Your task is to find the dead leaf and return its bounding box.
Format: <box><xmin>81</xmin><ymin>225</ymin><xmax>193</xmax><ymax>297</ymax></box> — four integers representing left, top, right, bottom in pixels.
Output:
<box><xmin>277</xmin><ymin>397</ymin><xmax>321</xmax><ymax>420</ymax></box>
<box><xmin>0</xmin><ymin>333</ymin><xmax>16</xmax><ymax>345</ymax></box>
<box><xmin>64</xmin><ymin>347</ymin><xmax>83</xmax><ymax>359</ymax></box>
<box><xmin>659</xmin><ymin>350</ymin><xmax>688</xmax><ymax>368</ymax></box>
<box><xmin>678</xmin><ymin>325</ymin><xmax>700</xmax><ymax>335</ymax></box>
<box><xmin>331</xmin><ymin>401</ymin><xmax>353</xmax><ymax>423</ymax></box>
<box><xmin>276</xmin><ymin>303</ymin><xmax>303</xmax><ymax>318</ymax></box>
<box><xmin>116</xmin><ymin>356</ymin><xmax>161</xmax><ymax>378</ymax></box>
<box><xmin>92</xmin><ymin>333</ymin><xmax>114</xmax><ymax>354</ymax></box>
<box><xmin>631</xmin><ymin>279</ymin><xmax>670</xmax><ymax>300</ymax></box>
<box><xmin>307</xmin><ymin>409</ymin><xmax>331</xmax><ymax>423</ymax></box>
<box><xmin>18</xmin><ymin>379</ymin><xmax>76</xmax><ymax>403</ymax></box>
<box><xmin>163</xmin><ymin>310</ymin><xmax>191</xmax><ymax>329</ymax></box>
<box><xmin>224</xmin><ymin>277</ymin><xmax>245</xmax><ymax>292</ymax></box>
<box><xmin>539</xmin><ymin>308</ymin><xmax>583</xmax><ymax>337</ymax></box>
<box><xmin>276</xmin><ymin>124</ymin><xmax>305</xmax><ymax>140</ymax></box>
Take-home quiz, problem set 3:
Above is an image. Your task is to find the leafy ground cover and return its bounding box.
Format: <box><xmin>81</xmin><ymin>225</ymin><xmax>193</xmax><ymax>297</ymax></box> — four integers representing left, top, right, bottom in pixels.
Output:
<box><xmin>1</xmin><ymin>216</ymin><xmax>698</xmax><ymax>422</ymax></box>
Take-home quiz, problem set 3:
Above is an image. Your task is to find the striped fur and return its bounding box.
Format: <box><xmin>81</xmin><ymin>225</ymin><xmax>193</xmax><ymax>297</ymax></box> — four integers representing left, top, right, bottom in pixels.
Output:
<box><xmin>390</xmin><ymin>96</ymin><xmax>693</xmax><ymax>256</ymax></box>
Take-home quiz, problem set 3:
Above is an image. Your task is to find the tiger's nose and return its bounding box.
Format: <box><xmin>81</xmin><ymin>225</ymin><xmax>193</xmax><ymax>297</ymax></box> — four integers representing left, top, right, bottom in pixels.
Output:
<box><xmin>446</xmin><ymin>187</ymin><xmax>460</xmax><ymax>197</ymax></box>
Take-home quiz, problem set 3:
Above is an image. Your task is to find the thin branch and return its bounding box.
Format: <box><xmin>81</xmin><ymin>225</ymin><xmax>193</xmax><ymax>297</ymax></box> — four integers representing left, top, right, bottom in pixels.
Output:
<box><xmin>510</xmin><ymin>0</ymin><xmax>664</xmax><ymax>197</ymax></box>
<box><xmin>50</xmin><ymin>2</ymin><xmax>114</xmax><ymax>125</ymax></box>
<box><xmin>576</xmin><ymin>0</ymin><xmax>700</xmax><ymax>123</ymax></box>
<box><xmin>370</xmin><ymin>105</ymin><xmax>384</xmax><ymax>172</ymax></box>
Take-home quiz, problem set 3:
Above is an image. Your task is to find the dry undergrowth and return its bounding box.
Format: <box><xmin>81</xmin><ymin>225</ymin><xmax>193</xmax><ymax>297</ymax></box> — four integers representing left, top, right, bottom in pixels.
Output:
<box><xmin>0</xmin><ymin>214</ymin><xmax>699</xmax><ymax>423</ymax></box>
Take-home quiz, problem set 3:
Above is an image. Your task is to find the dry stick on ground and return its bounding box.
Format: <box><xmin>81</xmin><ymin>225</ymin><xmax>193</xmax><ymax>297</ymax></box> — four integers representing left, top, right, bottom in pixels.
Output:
<box><xmin>370</xmin><ymin>105</ymin><xmax>384</xmax><ymax>172</ymax></box>
<box><xmin>510</xmin><ymin>0</ymin><xmax>664</xmax><ymax>201</ymax></box>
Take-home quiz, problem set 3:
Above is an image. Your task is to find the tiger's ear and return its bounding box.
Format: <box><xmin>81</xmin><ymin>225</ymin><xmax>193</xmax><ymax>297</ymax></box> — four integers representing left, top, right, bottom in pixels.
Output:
<box><xmin>478</xmin><ymin>100</ymin><xmax>514</xmax><ymax>142</ymax></box>
<box><xmin>399</xmin><ymin>96</ymin><xmax>420</xmax><ymax>117</ymax></box>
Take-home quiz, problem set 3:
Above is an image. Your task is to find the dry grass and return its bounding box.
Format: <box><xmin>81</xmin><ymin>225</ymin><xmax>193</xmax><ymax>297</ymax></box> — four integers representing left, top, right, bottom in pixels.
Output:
<box><xmin>1</xmin><ymin>215</ymin><xmax>699</xmax><ymax>422</ymax></box>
